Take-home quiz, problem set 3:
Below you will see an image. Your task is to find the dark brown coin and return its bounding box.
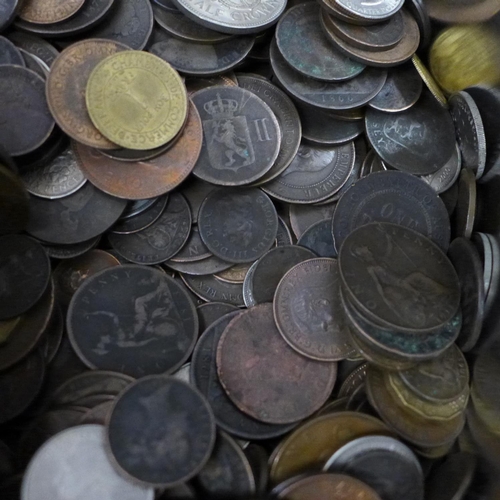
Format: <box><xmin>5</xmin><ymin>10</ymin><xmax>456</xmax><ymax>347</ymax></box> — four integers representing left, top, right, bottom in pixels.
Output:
<box><xmin>290</xmin><ymin>202</ymin><xmax>337</xmax><ymax>239</ymax></box>
<box><xmin>262</xmin><ymin>142</ymin><xmax>355</xmax><ymax>204</ymax></box>
<box><xmin>274</xmin><ymin>258</ymin><xmax>354</xmax><ymax>361</ymax></box>
<box><xmin>169</xmin><ymin>226</ymin><xmax>211</xmax><ymax>263</ymax></box>
<box><xmin>111</xmin><ymin>195</ymin><xmax>168</xmax><ymax>235</ymax></box>
<box><xmin>198</xmin><ymin>188</ymin><xmax>278</xmax><ymax>264</ymax></box>
<box><xmin>0</xmin><ymin>164</ymin><xmax>29</xmax><ymax>235</ymax></box>
<box><xmin>191</xmin><ymin>86</ymin><xmax>281</xmax><ymax>186</ymax></box>
<box><xmin>108</xmin><ymin>193</ymin><xmax>191</xmax><ymax>265</ymax></box>
<box><xmin>275</xmin><ymin>3</ymin><xmax>365</xmax><ymax>82</ymax></box>
<box><xmin>339</xmin><ymin>222</ymin><xmax>461</xmax><ymax>332</ymax></box>
<box><xmin>0</xmin><ymin>36</ymin><xmax>24</xmax><ymax>66</ymax></box>
<box><xmin>249</xmin><ymin>245</ymin><xmax>316</xmax><ymax>304</ymax></box>
<box><xmin>26</xmin><ymin>182</ymin><xmax>127</xmax><ymax>245</ymax></box>
<box><xmin>47</xmin><ymin>39</ymin><xmax>129</xmax><ymax>150</ymax></box>
<box><xmin>194</xmin><ymin>432</ymin><xmax>256</xmax><ymax>497</ymax></box>
<box><xmin>0</xmin><ymin>0</ymin><xmax>23</xmax><ymax>31</ymax></box>
<box><xmin>107</xmin><ymin>376</ymin><xmax>216</xmax><ymax>486</ymax></box>
<box><xmin>67</xmin><ymin>266</ymin><xmax>198</xmax><ymax>377</ymax></box>
<box><xmin>0</xmin><ymin>235</ymin><xmax>50</xmax><ymax>320</ymax></box>
<box><xmin>181</xmin><ymin>272</ymin><xmax>244</xmax><ymax>306</ymax></box>
<box><xmin>7</xmin><ymin>31</ymin><xmax>59</xmax><ymax>67</ymax></box>
<box><xmin>0</xmin><ymin>66</ymin><xmax>54</xmax><ymax>156</ymax></box>
<box><xmin>73</xmin><ymin>101</ymin><xmax>202</xmax><ymax>200</ymax></box>
<box><xmin>365</xmin><ymin>91</ymin><xmax>456</xmax><ymax>175</ymax></box>
<box><xmin>196</xmin><ymin>302</ymin><xmax>239</xmax><ymax>333</ymax></box>
<box><xmin>216</xmin><ymin>303</ymin><xmax>337</xmax><ymax>424</ymax></box>
<box><xmin>0</xmin><ymin>349</ymin><xmax>45</xmax><ymax>424</ymax></box>
<box><xmin>53</xmin><ymin>249</ymin><xmax>121</xmax><ymax>306</ymax></box>
<box><xmin>297</xmin><ymin>219</ymin><xmax>337</xmax><ymax>258</ymax></box>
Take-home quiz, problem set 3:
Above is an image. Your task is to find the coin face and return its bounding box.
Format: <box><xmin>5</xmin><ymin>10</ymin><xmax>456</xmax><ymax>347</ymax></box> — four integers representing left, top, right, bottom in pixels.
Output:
<box><xmin>169</xmin><ymin>226</ymin><xmax>211</xmax><ymax>263</ymax></box>
<box><xmin>107</xmin><ymin>376</ymin><xmax>215</xmax><ymax>486</ymax></box>
<box><xmin>19</xmin><ymin>0</ymin><xmax>85</xmax><ymax>24</ymax></box>
<box><xmin>86</xmin><ymin>51</ymin><xmax>187</xmax><ymax>150</ymax></box>
<box><xmin>421</xmin><ymin>143</ymin><xmax>461</xmax><ymax>195</ymax></box>
<box><xmin>290</xmin><ymin>203</ymin><xmax>337</xmax><ymax>239</ymax></box>
<box><xmin>198</xmin><ymin>188</ymin><xmax>278</xmax><ymax>264</ymax></box>
<box><xmin>67</xmin><ymin>266</ymin><xmax>198</xmax><ymax>377</ymax></box>
<box><xmin>297</xmin><ymin>220</ymin><xmax>337</xmax><ymax>258</ymax></box>
<box><xmin>216</xmin><ymin>304</ymin><xmax>337</xmax><ymax>424</ymax></box>
<box><xmin>333</xmin><ymin>0</ymin><xmax>404</xmax><ymax>20</ymax></box>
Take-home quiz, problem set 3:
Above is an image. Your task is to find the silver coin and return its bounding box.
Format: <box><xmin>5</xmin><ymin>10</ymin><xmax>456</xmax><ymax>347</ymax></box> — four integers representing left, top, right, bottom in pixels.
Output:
<box><xmin>242</xmin><ymin>259</ymin><xmax>259</xmax><ymax>307</ymax></box>
<box><xmin>171</xmin><ymin>362</ymin><xmax>192</xmax><ymax>384</ymax></box>
<box><xmin>421</xmin><ymin>143</ymin><xmax>461</xmax><ymax>194</ymax></box>
<box><xmin>333</xmin><ymin>0</ymin><xmax>405</xmax><ymax>21</ymax></box>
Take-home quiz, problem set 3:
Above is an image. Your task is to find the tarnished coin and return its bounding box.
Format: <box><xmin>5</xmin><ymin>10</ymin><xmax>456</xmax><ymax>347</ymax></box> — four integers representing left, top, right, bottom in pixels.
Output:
<box><xmin>20</xmin><ymin>146</ymin><xmax>86</xmax><ymax>199</ymax></box>
<box><xmin>26</xmin><ymin>182</ymin><xmax>126</xmax><ymax>245</ymax></box>
<box><xmin>197</xmin><ymin>302</ymin><xmax>239</xmax><ymax>333</ymax></box>
<box><xmin>179</xmin><ymin>179</ymin><xmax>215</xmax><ymax>224</ymax></box>
<box><xmin>339</xmin><ymin>222</ymin><xmax>460</xmax><ymax>332</ymax></box>
<box><xmin>191</xmin><ymin>86</ymin><xmax>280</xmax><ymax>186</ymax></box>
<box><xmin>449</xmin><ymin>91</ymin><xmax>486</xmax><ymax>179</ymax></box>
<box><xmin>7</xmin><ymin>31</ymin><xmax>59</xmax><ymax>67</ymax></box>
<box><xmin>171</xmin><ymin>0</ymin><xmax>286</xmax><ymax>34</ymax></box>
<box><xmin>421</xmin><ymin>143</ymin><xmax>461</xmax><ymax>194</ymax></box>
<box><xmin>0</xmin><ymin>0</ymin><xmax>23</xmax><ymax>31</ymax></box>
<box><xmin>168</xmin><ymin>226</ymin><xmax>211</xmax><ymax>263</ymax></box>
<box><xmin>108</xmin><ymin>193</ymin><xmax>191</xmax><ymax>265</ymax></box>
<box><xmin>167</xmin><ymin>255</ymin><xmax>233</xmax><ymax>276</ymax></box>
<box><xmin>270</xmin><ymin>39</ymin><xmax>387</xmax><ymax>111</ymax></box>
<box><xmin>19</xmin><ymin>49</ymin><xmax>48</xmax><ymax>79</ymax></box>
<box><xmin>297</xmin><ymin>220</ymin><xmax>337</xmax><ymax>258</ymax></box>
<box><xmin>19</xmin><ymin>0</ymin><xmax>85</xmax><ymax>24</ymax></box>
<box><xmin>67</xmin><ymin>266</ymin><xmax>198</xmax><ymax>377</ymax></box>
<box><xmin>47</xmin><ymin>39</ymin><xmax>130</xmax><ymax>150</ymax></box>
<box><xmin>0</xmin><ymin>36</ymin><xmax>24</xmax><ymax>66</ymax></box>
<box><xmin>86</xmin><ymin>51</ymin><xmax>187</xmax><ymax>150</ymax></box>
<box><xmin>365</xmin><ymin>91</ymin><xmax>456</xmax><ymax>175</ymax></box>
<box><xmin>216</xmin><ymin>303</ymin><xmax>337</xmax><ymax>424</ymax></box>
<box><xmin>112</xmin><ymin>196</ymin><xmax>168</xmax><ymax>235</ymax></box>
<box><xmin>274</xmin><ymin>258</ymin><xmax>354</xmax><ymax>361</ymax></box>
<box><xmin>0</xmin><ymin>66</ymin><xmax>54</xmax><ymax>156</ymax></box>
<box><xmin>150</xmin><ymin>32</ymin><xmax>254</xmax><ymax>76</ymax></box>
<box><xmin>215</xmin><ymin>262</ymin><xmax>252</xmax><ymax>284</ymax></box>
<box><xmin>276</xmin><ymin>3</ymin><xmax>365</xmax><ymax>82</ymax></box>
<box><xmin>0</xmin><ymin>164</ymin><xmax>30</xmax><ymax>235</ymax></box>
<box><xmin>198</xmin><ymin>188</ymin><xmax>278</xmax><ymax>264</ymax></box>
<box><xmin>368</xmin><ymin>63</ymin><xmax>422</xmax><ymax>112</ymax></box>
<box><xmin>290</xmin><ymin>202</ymin><xmax>337</xmax><ymax>239</ymax></box>
<box><xmin>262</xmin><ymin>142</ymin><xmax>355</xmax><ymax>204</ymax></box>
<box><xmin>0</xmin><ymin>235</ymin><xmax>50</xmax><ymax>320</ymax></box>
<box><xmin>332</xmin><ymin>171</ymin><xmax>451</xmax><ymax>252</ymax></box>
<box><xmin>182</xmin><ymin>271</ymin><xmax>245</xmax><ymax>305</ymax></box>
<box><xmin>22</xmin><ymin>425</ymin><xmax>154</xmax><ymax>500</ymax></box>
<box><xmin>332</xmin><ymin>0</ymin><xmax>404</xmax><ymax>21</ymax></box>
<box><xmin>42</xmin><ymin>236</ymin><xmax>100</xmax><ymax>260</ymax></box>
<box><xmin>238</xmin><ymin>75</ymin><xmax>301</xmax><ymax>183</ymax></box>
<box><xmin>453</xmin><ymin>168</ymin><xmax>476</xmax><ymax>239</ymax></box>
<box><xmin>107</xmin><ymin>376</ymin><xmax>215</xmax><ymax>486</ymax></box>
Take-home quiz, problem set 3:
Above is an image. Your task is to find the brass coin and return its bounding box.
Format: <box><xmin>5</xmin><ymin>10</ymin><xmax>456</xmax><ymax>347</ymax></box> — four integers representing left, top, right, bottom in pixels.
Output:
<box><xmin>86</xmin><ymin>51</ymin><xmax>188</xmax><ymax>150</ymax></box>
<box><xmin>425</xmin><ymin>0</ymin><xmax>500</xmax><ymax>23</ymax></box>
<box><xmin>411</xmin><ymin>54</ymin><xmax>448</xmax><ymax>108</ymax></box>
<box><xmin>19</xmin><ymin>0</ymin><xmax>85</xmax><ymax>24</ymax></box>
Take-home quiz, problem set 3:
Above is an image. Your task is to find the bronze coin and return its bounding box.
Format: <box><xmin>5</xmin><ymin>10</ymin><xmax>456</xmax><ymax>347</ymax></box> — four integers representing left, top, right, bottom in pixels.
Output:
<box><xmin>216</xmin><ymin>303</ymin><xmax>337</xmax><ymax>424</ymax></box>
<box><xmin>74</xmin><ymin>101</ymin><xmax>202</xmax><ymax>200</ymax></box>
<box><xmin>19</xmin><ymin>0</ymin><xmax>85</xmax><ymax>24</ymax></box>
<box><xmin>46</xmin><ymin>39</ymin><xmax>130</xmax><ymax>150</ymax></box>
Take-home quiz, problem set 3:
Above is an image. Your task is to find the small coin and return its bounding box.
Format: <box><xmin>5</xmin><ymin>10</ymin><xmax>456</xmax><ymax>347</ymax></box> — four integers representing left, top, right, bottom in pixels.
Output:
<box><xmin>86</xmin><ymin>51</ymin><xmax>187</xmax><ymax>150</ymax></box>
<box><xmin>262</xmin><ymin>142</ymin><xmax>355</xmax><ymax>204</ymax></box>
<box><xmin>333</xmin><ymin>0</ymin><xmax>404</xmax><ymax>21</ymax></box>
<box><xmin>421</xmin><ymin>143</ymin><xmax>461</xmax><ymax>194</ymax></box>
<box><xmin>191</xmin><ymin>86</ymin><xmax>281</xmax><ymax>186</ymax></box>
<box><xmin>297</xmin><ymin>220</ymin><xmax>337</xmax><ymax>258</ymax></box>
<box><xmin>111</xmin><ymin>196</ymin><xmax>168</xmax><ymax>235</ymax></box>
<box><xmin>0</xmin><ymin>66</ymin><xmax>54</xmax><ymax>157</ymax></box>
<box><xmin>19</xmin><ymin>0</ymin><xmax>85</xmax><ymax>24</ymax></box>
<box><xmin>196</xmin><ymin>302</ymin><xmax>239</xmax><ymax>333</ymax></box>
<box><xmin>0</xmin><ymin>164</ymin><xmax>30</xmax><ymax>235</ymax></box>
<box><xmin>453</xmin><ymin>169</ymin><xmax>476</xmax><ymax>239</ymax></box>
<box><xmin>274</xmin><ymin>258</ymin><xmax>354</xmax><ymax>361</ymax></box>
<box><xmin>22</xmin><ymin>425</ymin><xmax>154</xmax><ymax>500</ymax></box>
<box><xmin>107</xmin><ymin>376</ymin><xmax>215</xmax><ymax>486</ymax></box>
<box><xmin>365</xmin><ymin>91</ymin><xmax>456</xmax><ymax>175</ymax></box>
<box><xmin>290</xmin><ymin>202</ymin><xmax>337</xmax><ymax>239</ymax></box>
<box><xmin>0</xmin><ymin>36</ymin><xmax>24</xmax><ymax>66</ymax></box>
<box><xmin>198</xmin><ymin>188</ymin><xmax>278</xmax><ymax>264</ymax></box>
<box><xmin>216</xmin><ymin>303</ymin><xmax>337</xmax><ymax>424</ymax></box>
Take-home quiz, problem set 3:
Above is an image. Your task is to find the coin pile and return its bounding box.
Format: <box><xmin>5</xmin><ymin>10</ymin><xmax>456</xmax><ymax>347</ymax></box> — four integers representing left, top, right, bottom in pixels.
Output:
<box><xmin>1</xmin><ymin>0</ymin><xmax>500</xmax><ymax>498</ymax></box>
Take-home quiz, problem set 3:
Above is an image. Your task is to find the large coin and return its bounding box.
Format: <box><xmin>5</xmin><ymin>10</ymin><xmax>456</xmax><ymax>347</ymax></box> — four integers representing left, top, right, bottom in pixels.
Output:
<box><xmin>21</xmin><ymin>425</ymin><xmax>154</xmax><ymax>500</ymax></box>
<box><xmin>67</xmin><ymin>266</ymin><xmax>198</xmax><ymax>377</ymax></box>
<box><xmin>191</xmin><ymin>86</ymin><xmax>280</xmax><ymax>186</ymax></box>
<box><xmin>86</xmin><ymin>51</ymin><xmax>187</xmax><ymax>150</ymax></box>
<box><xmin>339</xmin><ymin>222</ymin><xmax>460</xmax><ymax>332</ymax></box>
<box><xmin>332</xmin><ymin>171</ymin><xmax>451</xmax><ymax>252</ymax></box>
<box><xmin>107</xmin><ymin>376</ymin><xmax>215</xmax><ymax>486</ymax></box>
<box><xmin>365</xmin><ymin>91</ymin><xmax>456</xmax><ymax>175</ymax></box>
<box><xmin>198</xmin><ymin>188</ymin><xmax>278</xmax><ymax>264</ymax></box>
<box><xmin>216</xmin><ymin>303</ymin><xmax>337</xmax><ymax>424</ymax></box>
<box><xmin>274</xmin><ymin>258</ymin><xmax>354</xmax><ymax>361</ymax></box>
<box><xmin>19</xmin><ymin>0</ymin><xmax>85</xmax><ymax>24</ymax></box>
<box><xmin>332</xmin><ymin>0</ymin><xmax>404</xmax><ymax>20</ymax></box>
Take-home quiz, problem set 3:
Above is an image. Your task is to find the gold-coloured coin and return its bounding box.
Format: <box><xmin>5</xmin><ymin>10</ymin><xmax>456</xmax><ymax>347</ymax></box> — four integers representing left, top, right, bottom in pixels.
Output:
<box><xmin>412</xmin><ymin>54</ymin><xmax>448</xmax><ymax>107</ymax></box>
<box><xmin>429</xmin><ymin>25</ymin><xmax>500</xmax><ymax>94</ymax></box>
<box><xmin>0</xmin><ymin>316</ymin><xmax>20</xmax><ymax>345</ymax></box>
<box><xmin>86</xmin><ymin>51</ymin><xmax>188</xmax><ymax>150</ymax></box>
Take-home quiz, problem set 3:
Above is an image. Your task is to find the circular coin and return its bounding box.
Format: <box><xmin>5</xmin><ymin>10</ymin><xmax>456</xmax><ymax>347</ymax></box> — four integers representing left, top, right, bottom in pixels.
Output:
<box><xmin>107</xmin><ymin>376</ymin><xmax>215</xmax><ymax>486</ymax></box>
<box><xmin>421</xmin><ymin>143</ymin><xmax>461</xmax><ymax>194</ymax></box>
<box><xmin>333</xmin><ymin>0</ymin><xmax>404</xmax><ymax>20</ymax></box>
<box><xmin>19</xmin><ymin>0</ymin><xmax>85</xmax><ymax>24</ymax></box>
<box><xmin>67</xmin><ymin>266</ymin><xmax>198</xmax><ymax>377</ymax></box>
<box><xmin>297</xmin><ymin>219</ymin><xmax>337</xmax><ymax>257</ymax></box>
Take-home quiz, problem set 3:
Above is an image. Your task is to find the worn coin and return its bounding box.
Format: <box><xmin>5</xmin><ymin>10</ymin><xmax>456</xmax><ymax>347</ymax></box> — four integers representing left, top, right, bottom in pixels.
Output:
<box><xmin>332</xmin><ymin>0</ymin><xmax>404</xmax><ymax>21</ymax></box>
<box><xmin>19</xmin><ymin>0</ymin><xmax>85</xmax><ymax>24</ymax></box>
<box><xmin>111</xmin><ymin>196</ymin><xmax>168</xmax><ymax>235</ymax></box>
<box><xmin>169</xmin><ymin>226</ymin><xmax>211</xmax><ymax>263</ymax></box>
<box><xmin>217</xmin><ymin>303</ymin><xmax>336</xmax><ymax>424</ymax></box>
<box><xmin>290</xmin><ymin>202</ymin><xmax>337</xmax><ymax>239</ymax></box>
<box><xmin>270</xmin><ymin>39</ymin><xmax>387</xmax><ymax>111</ymax></box>
<box><xmin>262</xmin><ymin>142</ymin><xmax>355</xmax><ymax>204</ymax></box>
<box><xmin>198</xmin><ymin>188</ymin><xmax>277</xmax><ymax>263</ymax></box>
<box><xmin>297</xmin><ymin>220</ymin><xmax>337</xmax><ymax>258</ymax></box>
<box><xmin>68</xmin><ymin>266</ymin><xmax>198</xmax><ymax>377</ymax></box>
<box><xmin>0</xmin><ymin>36</ymin><xmax>24</xmax><ymax>66</ymax></box>
<box><xmin>166</xmin><ymin>255</ymin><xmax>233</xmax><ymax>276</ymax></box>
<box><xmin>0</xmin><ymin>66</ymin><xmax>54</xmax><ymax>156</ymax></box>
<box><xmin>179</xmin><ymin>179</ymin><xmax>215</xmax><ymax>224</ymax></box>
<box><xmin>274</xmin><ymin>258</ymin><xmax>354</xmax><ymax>361</ymax></box>
<box><xmin>453</xmin><ymin>168</ymin><xmax>476</xmax><ymax>239</ymax></box>
<box><xmin>42</xmin><ymin>236</ymin><xmax>100</xmax><ymax>260</ymax></box>
<box><xmin>242</xmin><ymin>259</ymin><xmax>259</xmax><ymax>307</ymax></box>
<box><xmin>7</xmin><ymin>31</ymin><xmax>59</xmax><ymax>67</ymax></box>
<box><xmin>19</xmin><ymin>49</ymin><xmax>49</xmax><ymax>79</ymax></box>
<box><xmin>107</xmin><ymin>376</ymin><xmax>215</xmax><ymax>486</ymax></box>
<box><xmin>276</xmin><ymin>3</ymin><xmax>365</xmax><ymax>82</ymax></box>
<box><xmin>196</xmin><ymin>302</ymin><xmax>239</xmax><ymax>333</ymax></box>
<box><xmin>421</xmin><ymin>143</ymin><xmax>461</xmax><ymax>195</ymax></box>
<box><xmin>365</xmin><ymin>91</ymin><xmax>456</xmax><ymax>175</ymax></box>
<box><xmin>191</xmin><ymin>86</ymin><xmax>280</xmax><ymax>186</ymax></box>
<box><xmin>215</xmin><ymin>262</ymin><xmax>252</xmax><ymax>284</ymax></box>
<box><xmin>0</xmin><ymin>164</ymin><xmax>30</xmax><ymax>235</ymax></box>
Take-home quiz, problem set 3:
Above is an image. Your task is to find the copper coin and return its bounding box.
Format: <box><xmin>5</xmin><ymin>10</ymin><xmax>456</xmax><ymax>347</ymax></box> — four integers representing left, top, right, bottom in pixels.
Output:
<box><xmin>74</xmin><ymin>101</ymin><xmax>202</xmax><ymax>200</ymax></box>
<box><xmin>46</xmin><ymin>39</ymin><xmax>130</xmax><ymax>150</ymax></box>
<box><xmin>19</xmin><ymin>0</ymin><xmax>85</xmax><ymax>24</ymax></box>
<box><xmin>216</xmin><ymin>303</ymin><xmax>337</xmax><ymax>424</ymax></box>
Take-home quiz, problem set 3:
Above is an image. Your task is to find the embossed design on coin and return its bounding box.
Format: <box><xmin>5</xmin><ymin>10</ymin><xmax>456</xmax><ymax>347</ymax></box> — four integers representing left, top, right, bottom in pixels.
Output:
<box><xmin>19</xmin><ymin>0</ymin><xmax>85</xmax><ymax>24</ymax></box>
<box><xmin>333</xmin><ymin>0</ymin><xmax>404</xmax><ymax>20</ymax></box>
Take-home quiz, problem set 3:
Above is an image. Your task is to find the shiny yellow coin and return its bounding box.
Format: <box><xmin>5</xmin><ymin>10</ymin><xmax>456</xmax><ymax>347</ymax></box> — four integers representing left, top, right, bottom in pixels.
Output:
<box><xmin>430</xmin><ymin>25</ymin><xmax>500</xmax><ymax>94</ymax></box>
<box><xmin>86</xmin><ymin>51</ymin><xmax>188</xmax><ymax>150</ymax></box>
<box><xmin>412</xmin><ymin>54</ymin><xmax>448</xmax><ymax>107</ymax></box>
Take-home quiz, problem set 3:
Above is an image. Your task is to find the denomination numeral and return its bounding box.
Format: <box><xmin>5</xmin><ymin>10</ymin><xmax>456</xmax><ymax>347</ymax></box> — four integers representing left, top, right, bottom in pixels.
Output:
<box><xmin>253</xmin><ymin>118</ymin><xmax>272</xmax><ymax>141</ymax></box>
